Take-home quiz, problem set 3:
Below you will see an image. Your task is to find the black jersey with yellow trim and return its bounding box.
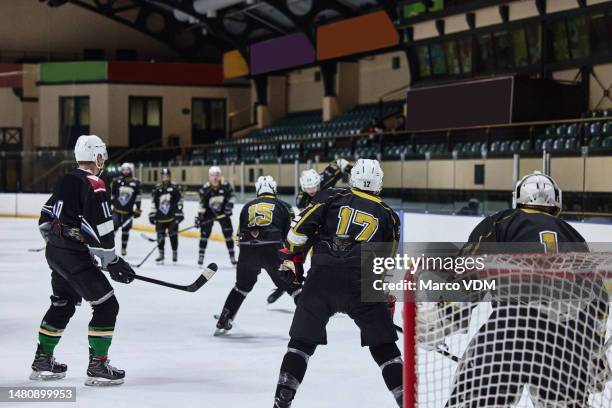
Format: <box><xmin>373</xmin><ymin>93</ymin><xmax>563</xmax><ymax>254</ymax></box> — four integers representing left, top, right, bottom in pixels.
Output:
<box><xmin>287</xmin><ymin>188</ymin><xmax>400</xmax><ymax>254</ymax></box>
<box><xmin>238</xmin><ymin>194</ymin><xmax>293</xmax><ymax>244</ymax></box>
<box><xmin>110</xmin><ymin>176</ymin><xmax>141</xmax><ymax>215</ymax></box>
<box><xmin>296</xmin><ymin>161</ymin><xmax>351</xmax><ymax>210</ymax></box>
<box><xmin>462</xmin><ymin>207</ymin><xmax>587</xmax><ymax>254</ymax></box>
<box><xmin>151</xmin><ymin>182</ymin><xmax>183</xmax><ymax>224</ymax></box>
<box><xmin>198</xmin><ymin>180</ymin><xmax>234</xmax><ymax>218</ymax></box>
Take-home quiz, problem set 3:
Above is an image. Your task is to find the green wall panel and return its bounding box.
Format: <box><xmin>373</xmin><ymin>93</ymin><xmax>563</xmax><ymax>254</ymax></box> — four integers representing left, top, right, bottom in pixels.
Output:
<box><xmin>40</xmin><ymin>61</ymin><xmax>107</xmax><ymax>83</ymax></box>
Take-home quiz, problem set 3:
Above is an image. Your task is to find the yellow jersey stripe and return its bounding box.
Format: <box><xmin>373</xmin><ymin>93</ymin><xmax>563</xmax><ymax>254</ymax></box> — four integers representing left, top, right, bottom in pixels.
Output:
<box><xmin>351</xmin><ymin>189</ymin><xmax>382</xmax><ymax>203</ymax></box>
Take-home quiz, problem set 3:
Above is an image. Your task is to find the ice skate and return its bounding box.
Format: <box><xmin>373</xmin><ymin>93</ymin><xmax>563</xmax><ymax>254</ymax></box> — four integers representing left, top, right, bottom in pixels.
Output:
<box><xmin>29</xmin><ymin>345</ymin><xmax>67</xmax><ymax>381</ymax></box>
<box><xmin>85</xmin><ymin>349</ymin><xmax>125</xmax><ymax>386</ymax></box>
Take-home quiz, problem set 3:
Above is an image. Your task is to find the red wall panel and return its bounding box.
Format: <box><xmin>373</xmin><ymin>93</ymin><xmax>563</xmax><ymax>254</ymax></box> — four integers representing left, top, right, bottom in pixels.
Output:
<box><xmin>108</xmin><ymin>62</ymin><xmax>223</xmax><ymax>85</ymax></box>
<box><xmin>0</xmin><ymin>64</ymin><xmax>22</xmax><ymax>88</ymax></box>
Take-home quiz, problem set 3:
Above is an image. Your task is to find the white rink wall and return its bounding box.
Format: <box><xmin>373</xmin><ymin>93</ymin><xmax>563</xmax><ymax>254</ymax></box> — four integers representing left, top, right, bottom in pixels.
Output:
<box><xmin>3</xmin><ymin>193</ymin><xmax>612</xmax><ymax>242</ymax></box>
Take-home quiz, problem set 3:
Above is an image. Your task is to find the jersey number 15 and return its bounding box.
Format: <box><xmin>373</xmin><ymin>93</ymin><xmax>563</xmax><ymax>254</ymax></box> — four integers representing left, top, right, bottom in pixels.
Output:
<box><xmin>248</xmin><ymin>203</ymin><xmax>275</xmax><ymax>227</ymax></box>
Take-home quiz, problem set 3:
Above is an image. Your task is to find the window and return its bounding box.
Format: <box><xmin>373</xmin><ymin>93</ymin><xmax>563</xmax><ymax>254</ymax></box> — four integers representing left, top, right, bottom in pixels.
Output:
<box><xmin>458</xmin><ymin>37</ymin><xmax>472</xmax><ymax>74</ymax></box>
<box><xmin>417</xmin><ymin>45</ymin><xmax>432</xmax><ymax>77</ymax></box>
<box><xmin>392</xmin><ymin>56</ymin><xmax>401</xmax><ymax>70</ymax></box>
<box><xmin>192</xmin><ymin>98</ymin><xmax>227</xmax><ymax>145</ymax></box>
<box><xmin>494</xmin><ymin>31</ymin><xmax>513</xmax><ymax>69</ymax></box>
<box><xmin>314</xmin><ymin>71</ymin><xmax>321</xmax><ymax>82</ymax></box>
<box><xmin>567</xmin><ymin>16</ymin><xmax>589</xmax><ymax>59</ymax></box>
<box><xmin>129</xmin><ymin>97</ymin><xmax>162</xmax><ymax>148</ymax></box>
<box><xmin>475</xmin><ymin>33</ymin><xmax>495</xmax><ymax>72</ymax></box>
<box><xmin>60</xmin><ymin>96</ymin><xmax>89</xmax><ymax>149</ymax></box>
<box><xmin>445</xmin><ymin>41</ymin><xmax>461</xmax><ymax>74</ymax></box>
<box><xmin>550</xmin><ymin>20</ymin><xmax>570</xmax><ymax>62</ymax></box>
<box><xmin>512</xmin><ymin>28</ymin><xmax>529</xmax><ymax>68</ymax></box>
<box><xmin>589</xmin><ymin>12</ymin><xmax>611</xmax><ymax>56</ymax></box>
<box><xmin>430</xmin><ymin>43</ymin><xmax>447</xmax><ymax>75</ymax></box>
<box><xmin>525</xmin><ymin>25</ymin><xmax>541</xmax><ymax>65</ymax></box>
<box><xmin>130</xmin><ymin>97</ymin><xmax>161</xmax><ymax>127</ymax></box>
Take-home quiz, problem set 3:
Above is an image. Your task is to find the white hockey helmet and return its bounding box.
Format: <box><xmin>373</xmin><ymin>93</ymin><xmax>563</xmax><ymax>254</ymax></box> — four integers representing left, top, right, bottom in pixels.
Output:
<box><xmin>121</xmin><ymin>162</ymin><xmax>135</xmax><ymax>175</ymax></box>
<box><xmin>208</xmin><ymin>166</ymin><xmax>222</xmax><ymax>176</ymax></box>
<box><xmin>350</xmin><ymin>158</ymin><xmax>383</xmax><ymax>194</ymax></box>
<box><xmin>299</xmin><ymin>169</ymin><xmax>321</xmax><ymax>193</ymax></box>
<box><xmin>512</xmin><ymin>171</ymin><xmax>562</xmax><ymax>214</ymax></box>
<box><xmin>74</xmin><ymin>135</ymin><xmax>107</xmax><ymax>170</ymax></box>
<box><xmin>255</xmin><ymin>175</ymin><xmax>277</xmax><ymax>196</ymax></box>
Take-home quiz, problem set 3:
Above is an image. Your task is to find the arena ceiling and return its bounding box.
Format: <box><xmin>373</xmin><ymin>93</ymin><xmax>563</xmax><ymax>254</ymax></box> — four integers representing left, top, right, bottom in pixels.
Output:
<box><xmin>43</xmin><ymin>0</ymin><xmax>393</xmax><ymax>62</ymax></box>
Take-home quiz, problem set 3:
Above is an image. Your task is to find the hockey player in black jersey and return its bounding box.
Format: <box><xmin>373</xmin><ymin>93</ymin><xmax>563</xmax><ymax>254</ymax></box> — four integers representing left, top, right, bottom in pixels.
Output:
<box><xmin>196</xmin><ymin>166</ymin><xmax>236</xmax><ymax>266</ymax></box>
<box><xmin>214</xmin><ymin>176</ymin><xmax>296</xmax><ymax>336</ymax></box>
<box><xmin>149</xmin><ymin>168</ymin><xmax>184</xmax><ymax>264</ymax></box>
<box><xmin>265</xmin><ymin>165</ymin><xmax>347</xmax><ymax>305</ymax></box>
<box><xmin>110</xmin><ymin>162</ymin><xmax>141</xmax><ymax>256</ymax></box>
<box><xmin>295</xmin><ymin>158</ymin><xmax>351</xmax><ymax>210</ymax></box>
<box><xmin>32</xmin><ymin>135</ymin><xmax>135</xmax><ymax>386</ymax></box>
<box><xmin>424</xmin><ymin>171</ymin><xmax>611</xmax><ymax>407</ymax></box>
<box><xmin>272</xmin><ymin>159</ymin><xmax>404</xmax><ymax>407</ymax></box>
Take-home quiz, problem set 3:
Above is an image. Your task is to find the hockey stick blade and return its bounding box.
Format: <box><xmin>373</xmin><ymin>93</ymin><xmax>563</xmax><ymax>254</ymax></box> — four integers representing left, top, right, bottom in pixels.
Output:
<box><xmin>395</xmin><ymin>324</ymin><xmax>460</xmax><ymax>363</ymax></box>
<box><xmin>28</xmin><ymin>247</ymin><xmax>46</xmax><ymax>252</ymax></box>
<box><xmin>127</xmin><ymin>263</ymin><xmax>218</xmax><ymax>292</ymax></box>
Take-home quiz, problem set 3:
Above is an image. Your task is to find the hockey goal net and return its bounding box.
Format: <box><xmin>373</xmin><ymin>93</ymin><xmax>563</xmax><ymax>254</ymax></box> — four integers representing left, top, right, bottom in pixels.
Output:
<box><xmin>403</xmin><ymin>252</ymin><xmax>612</xmax><ymax>408</ymax></box>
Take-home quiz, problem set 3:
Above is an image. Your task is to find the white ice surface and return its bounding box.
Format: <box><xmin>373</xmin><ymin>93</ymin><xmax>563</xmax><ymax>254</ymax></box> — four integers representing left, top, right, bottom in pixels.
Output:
<box><xmin>0</xmin><ymin>218</ymin><xmax>400</xmax><ymax>408</ymax></box>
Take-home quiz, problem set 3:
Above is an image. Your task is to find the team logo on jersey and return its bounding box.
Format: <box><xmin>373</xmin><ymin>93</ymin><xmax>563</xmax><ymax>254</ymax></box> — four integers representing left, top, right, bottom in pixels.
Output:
<box><xmin>118</xmin><ymin>186</ymin><xmax>134</xmax><ymax>206</ymax></box>
<box><xmin>159</xmin><ymin>193</ymin><xmax>172</xmax><ymax>215</ymax></box>
<box><xmin>209</xmin><ymin>195</ymin><xmax>225</xmax><ymax>213</ymax></box>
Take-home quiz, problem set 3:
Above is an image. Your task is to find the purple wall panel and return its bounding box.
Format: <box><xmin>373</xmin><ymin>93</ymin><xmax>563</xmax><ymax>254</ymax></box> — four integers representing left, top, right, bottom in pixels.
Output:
<box><xmin>250</xmin><ymin>33</ymin><xmax>315</xmax><ymax>75</ymax></box>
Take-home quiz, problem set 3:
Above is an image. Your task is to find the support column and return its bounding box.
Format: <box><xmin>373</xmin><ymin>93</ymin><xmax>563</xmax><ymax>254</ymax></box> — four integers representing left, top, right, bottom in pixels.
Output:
<box><xmin>254</xmin><ymin>75</ymin><xmax>287</xmax><ymax>128</ymax></box>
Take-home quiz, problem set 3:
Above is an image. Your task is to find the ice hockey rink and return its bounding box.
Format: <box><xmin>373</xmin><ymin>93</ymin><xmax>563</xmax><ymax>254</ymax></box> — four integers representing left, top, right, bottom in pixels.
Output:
<box><xmin>0</xmin><ymin>217</ymin><xmax>400</xmax><ymax>408</ymax></box>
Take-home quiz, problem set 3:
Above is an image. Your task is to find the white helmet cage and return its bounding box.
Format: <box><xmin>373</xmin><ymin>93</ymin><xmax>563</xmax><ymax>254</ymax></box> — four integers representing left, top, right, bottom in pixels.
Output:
<box><xmin>74</xmin><ymin>135</ymin><xmax>108</xmax><ymax>170</ymax></box>
<box><xmin>349</xmin><ymin>159</ymin><xmax>384</xmax><ymax>194</ymax></box>
<box><xmin>512</xmin><ymin>171</ymin><xmax>562</xmax><ymax>213</ymax></box>
<box><xmin>255</xmin><ymin>175</ymin><xmax>277</xmax><ymax>196</ymax></box>
<box><xmin>208</xmin><ymin>166</ymin><xmax>222</xmax><ymax>177</ymax></box>
<box><xmin>299</xmin><ymin>169</ymin><xmax>321</xmax><ymax>191</ymax></box>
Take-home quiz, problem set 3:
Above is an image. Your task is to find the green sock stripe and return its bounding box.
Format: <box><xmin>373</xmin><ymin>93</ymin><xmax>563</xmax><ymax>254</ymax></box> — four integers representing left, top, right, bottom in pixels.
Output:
<box><xmin>88</xmin><ymin>326</ymin><xmax>114</xmax><ymax>356</ymax></box>
<box><xmin>38</xmin><ymin>333</ymin><xmax>61</xmax><ymax>354</ymax></box>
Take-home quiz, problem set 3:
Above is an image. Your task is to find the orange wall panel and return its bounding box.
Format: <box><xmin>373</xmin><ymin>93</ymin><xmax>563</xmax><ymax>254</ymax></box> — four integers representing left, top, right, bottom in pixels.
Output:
<box><xmin>223</xmin><ymin>50</ymin><xmax>249</xmax><ymax>79</ymax></box>
<box><xmin>317</xmin><ymin>11</ymin><xmax>399</xmax><ymax>60</ymax></box>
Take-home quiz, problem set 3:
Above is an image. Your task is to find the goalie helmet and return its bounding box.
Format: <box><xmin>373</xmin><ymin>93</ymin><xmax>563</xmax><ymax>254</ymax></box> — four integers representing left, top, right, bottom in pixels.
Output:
<box><xmin>121</xmin><ymin>162</ymin><xmax>134</xmax><ymax>176</ymax></box>
<box><xmin>255</xmin><ymin>175</ymin><xmax>277</xmax><ymax>196</ymax></box>
<box><xmin>512</xmin><ymin>171</ymin><xmax>562</xmax><ymax>214</ymax></box>
<box><xmin>349</xmin><ymin>158</ymin><xmax>383</xmax><ymax>194</ymax></box>
<box><xmin>299</xmin><ymin>169</ymin><xmax>321</xmax><ymax>193</ymax></box>
<box><xmin>74</xmin><ymin>135</ymin><xmax>107</xmax><ymax>170</ymax></box>
<box><xmin>208</xmin><ymin>166</ymin><xmax>221</xmax><ymax>176</ymax></box>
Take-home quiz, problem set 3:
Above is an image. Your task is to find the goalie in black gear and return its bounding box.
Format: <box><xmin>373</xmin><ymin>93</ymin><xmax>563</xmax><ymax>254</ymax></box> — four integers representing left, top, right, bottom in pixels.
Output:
<box><xmin>110</xmin><ymin>162</ymin><xmax>141</xmax><ymax>256</ymax></box>
<box><xmin>149</xmin><ymin>168</ymin><xmax>184</xmax><ymax>264</ymax></box>
<box><xmin>32</xmin><ymin>135</ymin><xmax>135</xmax><ymax>386</ymax></box>
<box><xmin>423</xmin><ymin>171</ymin><xmax>611</xmax><ymax>407</ymax></box>
<box><xmin>215</xmin><ymin>176</ymin><xmax>295</xmax><ymax>336</ymax></box>
<box><xmin>295</xmin><ymin>158</ymin><xmax>351</xmax><ymax>211</ymax></box>
<box><xmin>196</xmin><ymin>166</ymin><xmax>236</xmax><ymax>266</ymax></box>
<box><xmin>272</xmin><ymin>159</ymin><xmax>403</xmax><ymax>408</ymax></box>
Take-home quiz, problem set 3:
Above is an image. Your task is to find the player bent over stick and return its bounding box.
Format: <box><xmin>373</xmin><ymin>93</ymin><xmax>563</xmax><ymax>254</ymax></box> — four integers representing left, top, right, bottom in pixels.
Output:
<box><xmin>32</xmin><ymin>135</ymin><xmax>135</xmax><ymax>386</ymax></box>
<box><xmin>418</xmin><ymin>171</ymin><xmax>611</xmax><ymax>407</ymax></box>
<box><xmin>272</xmin><ymin>159</ymin><xmax>404</xmax><ymax>407</ymax></box>
<box><xmin>215</xmin><ymin>176</ymin><xmax>297</xmax><ymax>335</ymax></box>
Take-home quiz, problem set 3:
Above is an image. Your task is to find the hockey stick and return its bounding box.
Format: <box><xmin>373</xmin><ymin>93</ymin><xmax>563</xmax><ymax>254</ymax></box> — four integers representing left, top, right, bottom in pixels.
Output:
<box><xmin>113</xmin><ymin>216</ymin><xmax>133</xmax><ymax>232</ymax></box>
<box><xmin>394</xmin><ymin>324</ymin><xmax>460</xmax><ymax>363</ymax></box>
<box><xmin>132</xmin><ymin>224</ymin><xmax>198</xmax><ymax>268</ymax></box>
<box><xmin>107</xmin><ymin>263</ymin><xmax>217</xmax><ymax>292</ymax></box>
<box><xmin>139</xmin><ymin>218</ymin><xmax>219</xmax><ymax>243</ymax></box>
<box><xmin>28</xmin><ymin>246</ymin><xmax>46</xmax><ymax>252</ymax></box>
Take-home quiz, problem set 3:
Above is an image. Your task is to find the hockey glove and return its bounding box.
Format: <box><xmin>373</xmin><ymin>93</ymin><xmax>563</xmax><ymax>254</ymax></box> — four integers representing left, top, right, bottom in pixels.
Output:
<box><xmin>39</xmin><ymin>221</ymin><xmax>52</xmax><ymax>243</ymax></box>
<box><xmin>336</xmin><ymin>158</ymin><xmax>350</xmax><ymax>172</ymax></box>
<box><xmin>107</xmin><ymin>257</ymin><xmax>135</xmax><ymax>284</ymax></box>
<box><xmin>175</xmin><ymin>212</ymin><xmax>184</xmax><ymax>224</ymax></box>
<box><xmin>148</xmin><ymin>212</ymin><xmax>156</xmax><ymax>225</ymax></box>
<box><xmin>224</xmin><ymin>202</ymin><xmax>234</xmax><ymax>216</ymax></box>
<box><xmin>133</xmin><ymin>208</ymin><xmax>142</xmax><ymax>218</ymax></box>
<box><xmin>279</xmin><ymin>248</ymin><xmax>305</xmax><ymax>283</ymax></box>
